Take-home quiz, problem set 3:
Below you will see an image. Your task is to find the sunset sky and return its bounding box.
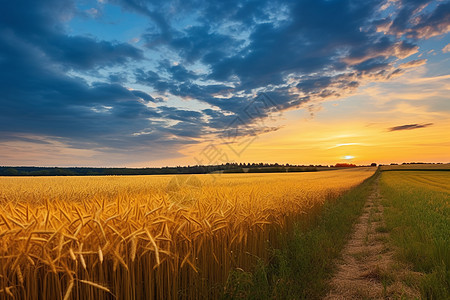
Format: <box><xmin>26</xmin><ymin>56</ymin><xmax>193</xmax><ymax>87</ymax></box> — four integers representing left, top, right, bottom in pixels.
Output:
<box><xmin>1</xmin><ymin>0</ymin><xmax>449</xmax><ymax>167</ymax></box>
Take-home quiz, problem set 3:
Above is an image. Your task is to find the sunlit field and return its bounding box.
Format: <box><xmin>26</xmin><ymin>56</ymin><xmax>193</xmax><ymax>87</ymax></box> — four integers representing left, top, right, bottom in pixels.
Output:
<box><xmin>382</xmin><ymin>170</ymin><xmax>450</xmax><ymax>194</ymax></box>
<box><xmin>380</xmin><ymin>171</ymin><xmax>450</xmax><ymax>298</ymax></box>
<box><xmin>379</xmin><ymin>163</ymin><xmax>450</xmax><ymax>171</ymax></box>
<box><xmin>0</xmin><ymin>168</ymin><xmax>374</xmax><ymax>299</ymax></box>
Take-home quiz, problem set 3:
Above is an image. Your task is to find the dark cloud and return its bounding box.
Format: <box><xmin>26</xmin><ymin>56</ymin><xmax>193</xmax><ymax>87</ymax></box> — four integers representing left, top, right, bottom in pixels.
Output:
<box><xmin>387</xmin><ymin>0</ymin><xmax>450</xmax><ymax>39</ymax></box>
<box><xmin>0</xmin><ymin>0</ymin><xmax>203</xmax><ymax>160</ymax></box>
<box><xmin>160</xmin><ymin>61</ymin><xmax>199</xmax><ymax>83</ymax></box>
<box><xmin>44</xmin><ymin>36</ymin><xmax>143</xmax><ymax>70</ymax></box>
<box><xmin>131</xmin><ymin>90</ymin><xmax>157</xmax><ymax>102</ymax></box>
<box><xmin>129</xmin><ymin>0</ymin><xmax>447</xmax><ymax>151</ymax></box>
<box><xmin>135</xmin><ymin>69</ymin><xmax>170</xmax><ymax>93</ymax></box>
<box><xmin>159</xmin><ymin>107</ymin><xmax>204</xmax><ymax>124</ymax></box>
<box><xmin>146</xmin><ymin>25</ymin><xmax>240</xmax><ymax>65</ymax></box>
<box><xmin>0</xmin><ymin>0</ymin><xmax>143</xmax><ymax>70</ymax></box>
<box><xmin>388</xmin><ymin>123</ymin><xmax>434</xmax><ymax>132</ymax></box>
<box><xmin>296</xmin><ymin>73</ymin><xmax>360</xmax><ymax>100</ymax></box>
<box><xmin>108</xmin><ymin>73</ymin><xmax>128</xmax><ymax>84</ymax></box>
<box><xmin>0</xmin><ymin>28</ymin><xmax>197</xmax><ymax>155</ymax></box>
<box><xmin>1</xmin><ymin>0</ymin><xmax>449</xmax><ymax>164</ymax></box>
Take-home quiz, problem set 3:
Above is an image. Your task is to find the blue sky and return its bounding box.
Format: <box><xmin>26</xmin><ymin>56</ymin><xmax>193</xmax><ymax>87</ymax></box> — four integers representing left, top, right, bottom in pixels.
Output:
<box><xmin>0</xmin><ymin>0</ymin><xmax>449</xmax><ymax>166</ymax></box>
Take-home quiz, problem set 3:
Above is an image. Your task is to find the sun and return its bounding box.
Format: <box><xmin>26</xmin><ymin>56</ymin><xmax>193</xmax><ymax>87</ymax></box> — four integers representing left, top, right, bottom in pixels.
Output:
<box><xmin>343</xmin><ymin>155</ymin><xmax>355</xmax><ymax>160</ymax></box>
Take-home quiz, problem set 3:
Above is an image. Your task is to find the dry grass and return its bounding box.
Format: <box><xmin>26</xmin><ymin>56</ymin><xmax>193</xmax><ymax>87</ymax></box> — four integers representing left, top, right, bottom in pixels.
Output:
<box><xmin>0</xmin><ymin>168</ymin><xmax>375</xmax><ymax>299</ymax></box>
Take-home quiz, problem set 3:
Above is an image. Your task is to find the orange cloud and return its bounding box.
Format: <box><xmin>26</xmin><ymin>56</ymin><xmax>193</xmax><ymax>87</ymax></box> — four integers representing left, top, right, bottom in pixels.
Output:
<box><xmin>399</xmin><ymin>59</ymin><xmax>427</xmax><ymax>68</ymax></box>
<box><xmin>443</xmin><ymin>44</ymin><xmax>450</xmax><ymax>53</ymax></box>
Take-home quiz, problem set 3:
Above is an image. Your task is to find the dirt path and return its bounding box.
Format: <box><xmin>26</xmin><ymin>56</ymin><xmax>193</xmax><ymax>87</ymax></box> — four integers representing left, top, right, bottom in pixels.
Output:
<box><xmin>324</xmin><ymin>179</ymin><xmax>420</xmax><ymax>299</ymax></box>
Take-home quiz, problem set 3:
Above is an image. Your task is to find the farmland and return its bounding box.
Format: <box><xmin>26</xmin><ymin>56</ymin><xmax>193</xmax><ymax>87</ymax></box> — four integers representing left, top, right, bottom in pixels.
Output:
<box><xmin>380</xmin><ymin>171</ymin><xmax>450</xmax><ymax>298</ymax></box>
<box><xmin>379</xmin><ymin>163</ymin><xmax>450</xmax><ymax>171</ymax></box>
<box><xmin>0</xmin><ymin>168</ymin><xmax>375</xmax><ymax>299</ymax></box>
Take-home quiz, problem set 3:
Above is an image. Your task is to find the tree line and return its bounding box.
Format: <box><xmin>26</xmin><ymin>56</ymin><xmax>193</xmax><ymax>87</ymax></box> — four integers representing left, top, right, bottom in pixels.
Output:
<box><xmin>0</xmin><ymin>163</ymin><xmax>335</xmax><ymax>176</ymax></box>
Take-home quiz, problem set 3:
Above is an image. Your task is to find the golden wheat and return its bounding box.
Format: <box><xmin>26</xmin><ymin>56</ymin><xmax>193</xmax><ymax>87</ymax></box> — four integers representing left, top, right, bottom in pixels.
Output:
<box><xmin>0</xmin><ymin>168</ymin><xmax>375</xmax><ymax>299</ymax></box>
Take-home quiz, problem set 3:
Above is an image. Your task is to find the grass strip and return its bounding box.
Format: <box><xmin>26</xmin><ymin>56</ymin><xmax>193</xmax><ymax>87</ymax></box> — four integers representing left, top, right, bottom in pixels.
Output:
<box><xmin>380</xmin><ymin>171</ymin><xmax>450</xmax><ymax>299</ymax></box>
<box><xmin>223</xmin><ymin>170</ymin><xmax>379</xmax><ymax>299</ymax></box>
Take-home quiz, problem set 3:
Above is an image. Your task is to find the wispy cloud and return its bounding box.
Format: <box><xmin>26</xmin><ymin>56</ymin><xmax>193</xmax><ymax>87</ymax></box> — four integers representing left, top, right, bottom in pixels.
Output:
<box><xmin>327</xmin><ymin>143</ymin><xmax>365</xmax><ymax>149</ymax></box>
<box><xmin>388</xmin><ymin>123</ymin><xmax>434</xmax><ymax>132</ymax></box>
<box><xmin>399</xmin><ymin>59</ymin><xmax>427</xmax><ymax>69</ymax></box>
<box><xmin>443</xmin><ymin>44</ymin><xmax>450</xmax><ymax>53</ymax></box>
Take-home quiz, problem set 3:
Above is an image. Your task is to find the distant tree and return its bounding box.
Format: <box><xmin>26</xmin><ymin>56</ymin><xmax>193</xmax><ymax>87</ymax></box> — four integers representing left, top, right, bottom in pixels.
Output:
<box><xmin>4</xmin><ymin>168</ymin><xmax>18</xmax><ymax>176</ymax></box>
<box><xmin>370</xmin><ymin>163</ymin><xmax>377</xmax><ymax>167</ymax></box>
<box><xmin>335</xmin><ymin>163</ymin><xmax>357</xmax><ymax>168</ymax></box>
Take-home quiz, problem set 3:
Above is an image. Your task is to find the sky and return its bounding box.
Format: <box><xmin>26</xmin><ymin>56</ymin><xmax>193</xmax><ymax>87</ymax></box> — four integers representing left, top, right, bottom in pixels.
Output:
<box><xmin>0</xmin><ymin>0</ymin><xmax>449</xmax><ymax>167</ymax></box>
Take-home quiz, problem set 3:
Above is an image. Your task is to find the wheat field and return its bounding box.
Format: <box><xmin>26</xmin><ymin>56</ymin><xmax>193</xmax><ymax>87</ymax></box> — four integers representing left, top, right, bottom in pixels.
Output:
<box><xmin>0</xmin><ymin>168</ymin><xmax>375</xmax><ymax>299</ymax></box>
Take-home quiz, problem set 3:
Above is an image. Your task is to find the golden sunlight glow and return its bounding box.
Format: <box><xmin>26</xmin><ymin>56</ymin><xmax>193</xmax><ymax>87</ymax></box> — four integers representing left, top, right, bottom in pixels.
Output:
<box><xmin>328</xmin><ymin>143</ymin><xmax>363</xmax><ymax>149</ymax></box>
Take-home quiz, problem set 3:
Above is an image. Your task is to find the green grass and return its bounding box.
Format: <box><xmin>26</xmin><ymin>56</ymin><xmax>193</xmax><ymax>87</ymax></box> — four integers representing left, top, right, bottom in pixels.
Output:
<box><xmin>223</xmin><ymin>171</ymin><xmax>379</xmax><ymax>299</ymax></box>
<box><xmin>380</xmin><ymin>171</ymin><xmax>450</xmax><ymax>299</ymax></box>
<box><xmin>375</xmin><ymin>225</ymin><xmax>389</xmax><ymax>233</ymax></box>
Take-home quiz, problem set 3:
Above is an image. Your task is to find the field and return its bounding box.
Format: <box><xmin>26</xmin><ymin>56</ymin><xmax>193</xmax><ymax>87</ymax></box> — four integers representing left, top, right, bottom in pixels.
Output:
<box><xmin>380</xmin><ymin>171</ymin><xmax>450</xmax><ymax>298</ymax></box>
<box><xmin>379</xmin><ymin>163</ymin><xmax>450</xmax><ymax>171</ymax></box>
<box><xmin>0</xmin><ymin>168</ymin><xmax>375</xmax><ymax>299</ymax></box>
